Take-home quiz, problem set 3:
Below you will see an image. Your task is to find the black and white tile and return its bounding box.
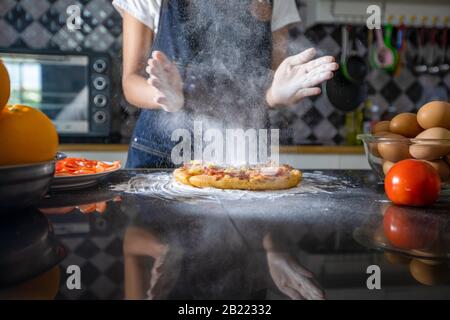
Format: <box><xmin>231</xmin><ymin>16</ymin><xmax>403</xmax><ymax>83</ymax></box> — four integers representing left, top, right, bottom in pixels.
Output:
<box><xmin>0</xmin><ymin>0</ymin><xmax>449</xmax><ymax>145</ymax></box>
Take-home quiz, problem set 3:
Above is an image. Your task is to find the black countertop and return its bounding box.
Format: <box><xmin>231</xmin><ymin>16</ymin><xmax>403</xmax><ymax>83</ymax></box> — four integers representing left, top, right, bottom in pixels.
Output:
<box><xmin>1</xmin><ymin>170</ymin><xmax>450</xmax><ymax>300</ymax></box>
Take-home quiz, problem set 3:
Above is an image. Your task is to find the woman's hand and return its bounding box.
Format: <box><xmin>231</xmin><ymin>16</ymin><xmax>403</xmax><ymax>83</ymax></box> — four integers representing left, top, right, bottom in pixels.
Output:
<box><xmin>267</xmin><ymin>48</ymin><xmax>339</xmax><ymax>107</ymax></box>
<box><xmin>146</xmin><ymin>51</ymin><xmax>184</xmax><ymax>112</ymax></box>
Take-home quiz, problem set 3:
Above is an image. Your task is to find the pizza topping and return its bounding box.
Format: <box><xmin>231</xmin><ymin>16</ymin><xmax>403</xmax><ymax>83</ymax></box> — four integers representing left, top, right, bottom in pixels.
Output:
<box><xmin>188</xmin><ymin>166</ymin><xmax>204</xmax><ymax>175</ymax></box>
<box><xmin>204</xmin><ymin>167</ymin><xmax>225</xmax><ymax>176</ymax></box>
<box><xmin>55</xmin><ymin>158</ymin><xmax>120</xmax><ymax>176</ymax></box>
<box><xmin>181</xmin><ymin>162</ymin><xmax>295</xmax><ymax>179</ymax></box>
<box><xmin>226</xmin><ymin>170</ymin><xmax>250</xmax><ymax>179</ymax></box>
<box><xmin>259</xmin><ymin>166</ymin><xmax>282</xmax><ymax>176</ymax></box>
<box><xmin>238</xmin><ymin>173</ymin><xmax>250</xmax><ymax>180</ymax></box>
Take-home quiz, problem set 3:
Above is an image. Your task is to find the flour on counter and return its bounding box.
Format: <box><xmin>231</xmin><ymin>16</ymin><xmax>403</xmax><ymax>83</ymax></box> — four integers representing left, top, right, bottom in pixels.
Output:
<box><xmin>110</xmin><ymin>171</ymin><xmax>351</xmax><ymax>202</ymax></box>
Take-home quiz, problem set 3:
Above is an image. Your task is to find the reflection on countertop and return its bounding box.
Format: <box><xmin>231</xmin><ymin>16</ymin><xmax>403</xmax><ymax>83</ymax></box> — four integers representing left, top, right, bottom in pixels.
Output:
<box><xmin>0</xmin><ymin>170</ymin><xmax>449</xmax><ymax>300</ymax></box>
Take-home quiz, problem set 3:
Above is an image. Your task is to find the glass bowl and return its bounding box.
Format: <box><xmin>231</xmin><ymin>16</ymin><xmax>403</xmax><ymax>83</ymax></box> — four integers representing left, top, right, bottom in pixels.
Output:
<box><xmin>357</xmin><ymin>134</ymin><xmax>450</xmax><ymax>184</ymax></box>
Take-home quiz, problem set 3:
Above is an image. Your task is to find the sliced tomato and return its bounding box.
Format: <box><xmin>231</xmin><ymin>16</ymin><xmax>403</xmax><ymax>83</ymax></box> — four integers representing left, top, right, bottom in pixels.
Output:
<box><xmin>39</xmin><ymin>206</ymin><xmax>76</xmax><ymax>215</ymax></box>
<box><xmin>55</xmin><ymin>158</ymin><xmax>121</xmax><ymax>176</ymax></box>
<box><xmin>95</xmin><ymin>202</ymin><xmax>107</xmax><ymax>213</ymax></box>
<box><xmin>78</xmin><ymin>203</ymin><xmax>97</xmax><ymax>214</ymax></box>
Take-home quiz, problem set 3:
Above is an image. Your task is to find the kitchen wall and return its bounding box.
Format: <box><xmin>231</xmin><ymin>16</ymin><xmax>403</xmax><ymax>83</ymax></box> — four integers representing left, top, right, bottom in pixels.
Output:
<box><xmin>0</xmin><ymin>0</ymin><xmax>449</xmax><ymax>145</ymax></box>
<box><xmin>0</xmin><ymin>0</ymin><xmax>127</xmax><ymax>142</ymax></box>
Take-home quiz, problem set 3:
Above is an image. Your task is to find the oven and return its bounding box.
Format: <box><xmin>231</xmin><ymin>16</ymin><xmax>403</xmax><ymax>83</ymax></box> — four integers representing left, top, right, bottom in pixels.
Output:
<box><xmin>0</xmin><ymin>49</ymin><xmax>112</xmax><ymax>140</ymax></box>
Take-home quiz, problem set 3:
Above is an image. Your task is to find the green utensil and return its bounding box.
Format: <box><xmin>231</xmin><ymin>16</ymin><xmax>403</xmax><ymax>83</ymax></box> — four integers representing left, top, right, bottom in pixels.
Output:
<box><xmin>370</xmin><ymin>25</ymin><xmax>399</xmax><ymax>73</ymax></box>
<box><xmin>383</xmin><ymin>24</ymin><xmax>399</xmax><ymax>73</ymax></box>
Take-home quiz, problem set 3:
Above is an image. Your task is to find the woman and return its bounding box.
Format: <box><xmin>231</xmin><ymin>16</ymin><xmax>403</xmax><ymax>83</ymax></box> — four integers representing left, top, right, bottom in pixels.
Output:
<box><xmin>113</xmin><ymin>0</ymin><xmax>338</xmax><ymax>168</ymax></box>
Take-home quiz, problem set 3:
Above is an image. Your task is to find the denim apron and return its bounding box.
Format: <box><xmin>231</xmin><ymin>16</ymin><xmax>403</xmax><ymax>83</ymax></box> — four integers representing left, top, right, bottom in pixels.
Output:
<box><xmin>126</xmin><ymin>0</ymin><xmax>273</xmax><ymax>168</ymax></box>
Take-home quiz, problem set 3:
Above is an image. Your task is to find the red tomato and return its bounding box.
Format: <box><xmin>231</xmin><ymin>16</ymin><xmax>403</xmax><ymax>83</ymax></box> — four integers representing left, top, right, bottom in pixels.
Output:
<box><xmin>384</xmin><ymin>159</ymin><xmax>441</xmax><ymax>206</ymax></box>
<box><xmin>383</xmin><ymin>205</ymin><xmax>439</xmax><ymax>250</ymax></box>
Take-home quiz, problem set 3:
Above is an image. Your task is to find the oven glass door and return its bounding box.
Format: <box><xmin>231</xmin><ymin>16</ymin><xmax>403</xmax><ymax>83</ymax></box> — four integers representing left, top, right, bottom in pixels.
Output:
<box><xmin>1</xmin><ymin>52</ymin><xmax>89</xmax><ymax>134</ymax></box>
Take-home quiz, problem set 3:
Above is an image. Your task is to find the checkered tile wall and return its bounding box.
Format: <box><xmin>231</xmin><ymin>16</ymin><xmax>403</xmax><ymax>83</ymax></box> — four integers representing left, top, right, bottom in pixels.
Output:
<box><xmin>1</xmin><ymin>0</ymin><xmax>449</xmax><ymax>145</ymax></box>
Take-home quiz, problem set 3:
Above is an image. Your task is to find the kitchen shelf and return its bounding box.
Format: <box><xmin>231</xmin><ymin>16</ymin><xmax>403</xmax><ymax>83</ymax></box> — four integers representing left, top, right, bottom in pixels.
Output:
<box><xmin>58</xmin><ymin>144</ymin><xmax>129</xmax><ymax>152</ymax></box>
<box><xmin>58</xmin><ymin>144</ymin><xmax>365</xmax><ymax>155</ymax></box>
<box><xmin>305</xmin><ymin>0</ymin><xmax>450</xmax><ymax>27</ymax></box>
<box><xmin>280</xmin><ymin>145</ymin><xmax>364</xmax><ymax>154</ymax></box>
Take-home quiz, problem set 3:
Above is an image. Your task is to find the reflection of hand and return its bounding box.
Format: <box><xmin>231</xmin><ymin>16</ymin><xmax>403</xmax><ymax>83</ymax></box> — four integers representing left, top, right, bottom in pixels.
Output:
<box><xmin>147</xmin><ymin>246</ymin><xmax>183</xmax><ymax>300</ymax></box>
<box><xmin>266</xmin><ymin>252</ymin><xmax>325</xmax><ymax>300</ymax></box>
<box><xmin>264</xmin><ymin>233</ymin><xmax>324</xmax><ymax>300</ymax></box>
<box><xmin>146</xmin><ymin>51</ymin><xmax>184</xmax><ymax>112</ymax></box>
<box><xmin>123</xmin><ymin>226</ymin><xmax>183</xmax><ymax>300</ymax></box>
<box><xmin>267</xmin><ymin>48</ymin><xmax>338</xmax><ymax>107</ymax></box>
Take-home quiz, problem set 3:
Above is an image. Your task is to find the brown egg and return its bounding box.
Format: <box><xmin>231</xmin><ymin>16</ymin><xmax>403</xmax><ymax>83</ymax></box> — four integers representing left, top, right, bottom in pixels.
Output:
<box><xmin>384</xmin><ymin>252</ymin><xmax>411</xmax><ymax>266</ymax></box>
<box><xmin>382</xmin><ymin>160</ymin><xmax>395</xmax><ymax>175</ymax></box>
<box><xmin>417</xmin><ymin>101</ymin><xmax>450</xmax><ymax>129</ymax></box>
<box><xmin>423</xmin><ymin>160</ymin><xmax>450</xmax><ymax>181</ymax></box>
<box><xmin>409</xmin><ymin>128</ymin><xmax>450</xmax><ymax>160</ymax></box>
<box><xmin>369</xmin><ymin>131</ymin><xmax>390</xmax><ymax>158</ymax></box>
<box><xmin>409</xmin><ymin>259</ymin><xmax>450</xmax><ymax>286</ymax></box>
<box><xmin>378</xmin><ymin>133</ymin><xmax>411</xmax><ymax>162</ymax></box>
<box><xmin>389</xmin><ymin>113</ymin><xmax>423</xmax><ymax>138</ymax></box>
<box><xmin>372</xmin><ymin>121</ymin><xmax>391</xmax><ymax>134</ymax></box>
<box><xmin>416</xmin><ymin>258</ymin><xmax>445</xmax><ymax>266</ymax></box>
<box><xmin>373</xmin><ymin>225</ymin><xmax>387</xmax><ymax>243</ymax></box>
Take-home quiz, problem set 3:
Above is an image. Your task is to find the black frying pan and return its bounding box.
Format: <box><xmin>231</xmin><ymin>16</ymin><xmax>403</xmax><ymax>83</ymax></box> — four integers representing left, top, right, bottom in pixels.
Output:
<box><xmin>325</xmin><ymin>66</ymin><xmax>367</xmax><ymax>112</ymax></box>
<box><xmin>341</xmin><ymin>26</ymin><xmax>368</xmax><ymax>83</ymax></box>
<box><xmin>325</xmin><ymin>26</ymin><xmax>367</xmax><ymax>112</ymax></box>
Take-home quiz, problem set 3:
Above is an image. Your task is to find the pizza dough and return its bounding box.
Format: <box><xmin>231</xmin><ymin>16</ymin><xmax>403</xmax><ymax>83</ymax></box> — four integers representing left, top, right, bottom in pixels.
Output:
<box><xmin>174</xmin><ymin>162</ymin><xmax>302</xmax><ymax>190</ymax></box>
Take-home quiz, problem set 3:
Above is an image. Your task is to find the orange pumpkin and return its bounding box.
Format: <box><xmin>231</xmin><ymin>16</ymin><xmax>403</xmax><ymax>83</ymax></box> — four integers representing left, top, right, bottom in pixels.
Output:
<box><xmin>0</xmin><ymin>59</ymin><xmax>10</xmax><ymax>111</ymax></box>
<box><xmin>0</xmin><ymin>105</ymin><xmax>59</xmax><ymax>166</ymax></box>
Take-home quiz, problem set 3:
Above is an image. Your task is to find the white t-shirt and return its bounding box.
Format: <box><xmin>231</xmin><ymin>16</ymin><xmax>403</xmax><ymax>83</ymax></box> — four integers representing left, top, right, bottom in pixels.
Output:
<box><xmin>112</xmin><ymin>0</ymin><xmax>301</xmax><ymax>33</ymax></box>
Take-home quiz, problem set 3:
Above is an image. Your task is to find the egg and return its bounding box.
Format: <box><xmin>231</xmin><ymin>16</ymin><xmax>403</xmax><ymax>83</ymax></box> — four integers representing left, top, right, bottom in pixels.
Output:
<box><xmin>384</xmin><ymin>252</ymin><xmax>411</xmax><ymax>266</ymax></box>
<box><xmin>409</xmin><ymin>259</ymin><xmax>450</xmax><ymax>286</ymax></box>
<box><xmin>423</xmin><ymin>160</ymin><xmax>450</xmax><ymax>181</ymax></box>
<box><xmin>416</xmin><ymin>258</ymin><xmax>444</xmax><ymax>266</ymax></box>
<box><xmin>417</xmin><ymin>101</ymin><xmax>450</xmax><ymax>130</ymax></box>
<box><xmin>369</xmin><ymin>131</ymin><xmax>390</xmax><ymax>158</ymax></box>
<box><xmin>373</xmin><ymin>225</ymin><xmax>387</xmax><ymax>243</ymax></box>
<box><xmin>372</xmin><ymin>121</ymin><xmax>390</xmax><ymax>134</ymax></box>
<box><xmin>424</xmin><ymin>160</ymin><xmax>450</xmax><ymax>181</ymax></box>
<box><xmin>389</xmin><ymin>113</ymin><xmax>423</xmax><ymax>138</ymax></box>
<box><xmin>409</xmin><ymin>128</ymin><xmax>450</xmax><ymax>160</ymax></box>
<box><xmin>378</xmin><ymin>133</ymin><xmax>411</xmax><ymax>162</ymax></box>
<box><xmin>382</xmin><ymin>160</ymin><xmax>395</xmax><ymax>175</ymax></box>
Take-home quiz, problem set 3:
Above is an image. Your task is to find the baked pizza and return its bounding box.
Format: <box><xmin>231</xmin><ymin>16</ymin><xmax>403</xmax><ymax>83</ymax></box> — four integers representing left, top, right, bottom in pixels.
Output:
<box><xmin>173</xmin><ymin>161</ymin><xmax>302</xmax><ymax>190</ymax></box>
